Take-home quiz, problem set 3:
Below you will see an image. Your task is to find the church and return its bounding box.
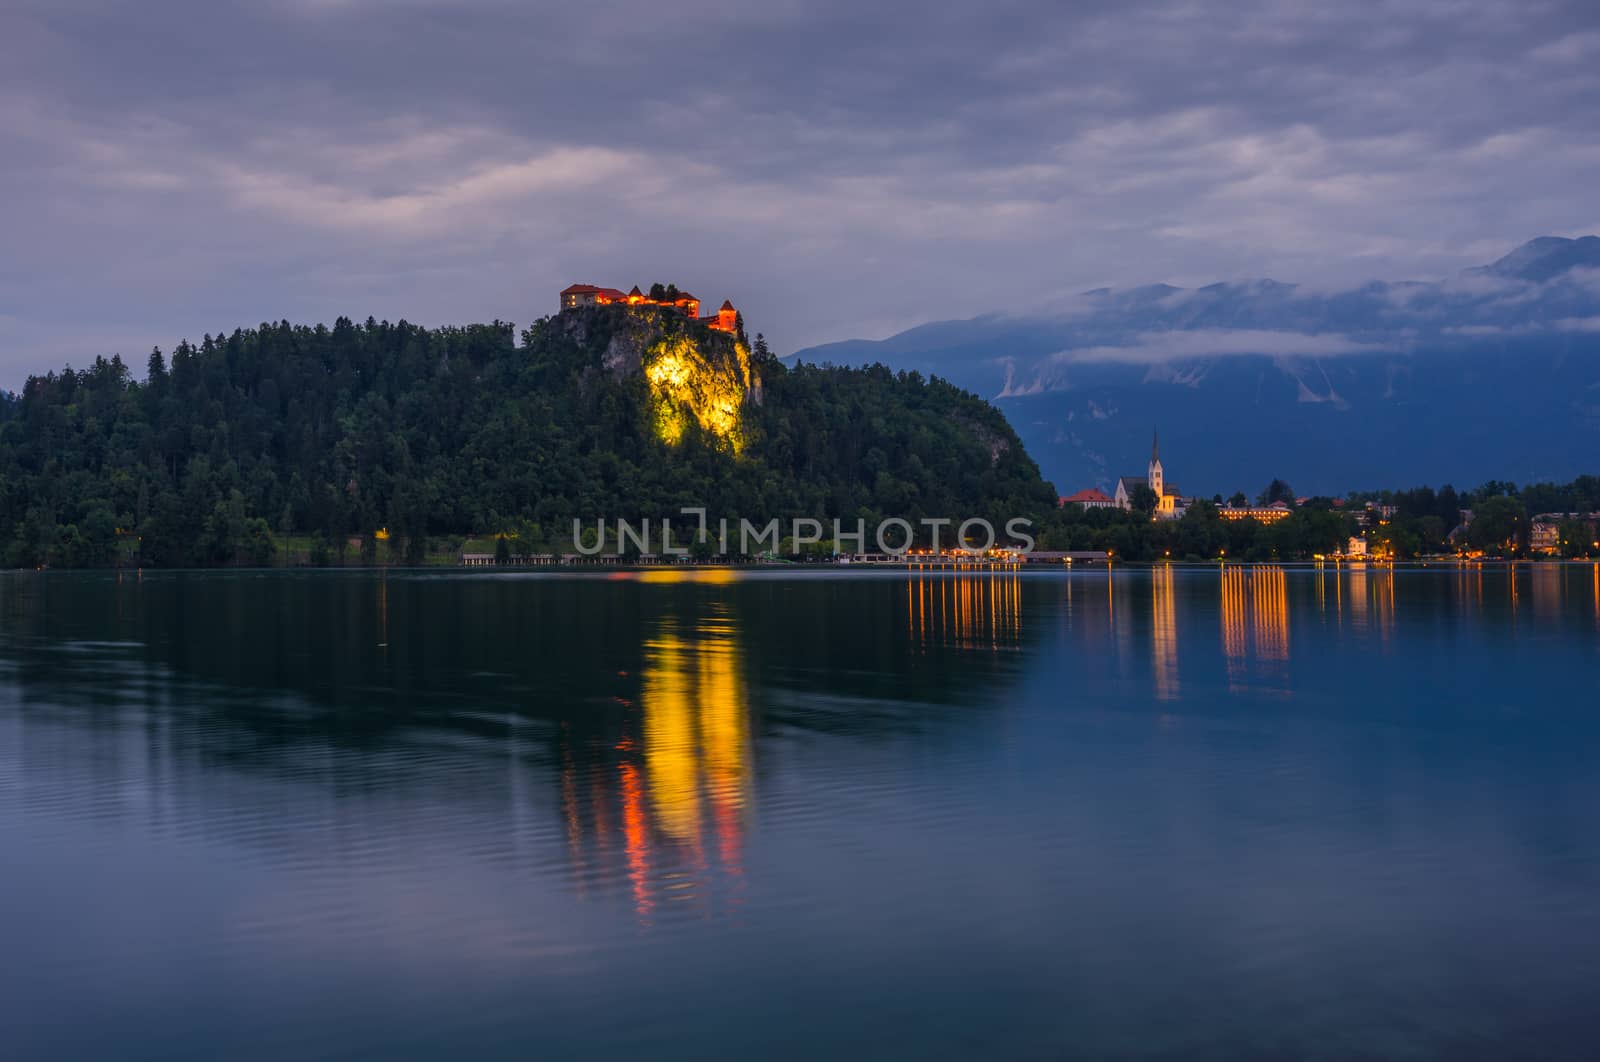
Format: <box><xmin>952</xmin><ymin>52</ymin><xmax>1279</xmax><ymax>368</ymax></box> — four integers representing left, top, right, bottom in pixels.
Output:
<box><xmin>1113</xmin><ymin>432</ymin><xmax>1187</xmax><ymax>519</ymax></box>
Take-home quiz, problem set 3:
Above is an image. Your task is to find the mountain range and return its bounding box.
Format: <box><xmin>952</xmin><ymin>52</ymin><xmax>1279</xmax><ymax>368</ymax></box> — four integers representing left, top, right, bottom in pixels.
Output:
<box><xmin>793</xmin><ymin>236</ymin><xmax>1600</xmax><ymax>497</ymax></box>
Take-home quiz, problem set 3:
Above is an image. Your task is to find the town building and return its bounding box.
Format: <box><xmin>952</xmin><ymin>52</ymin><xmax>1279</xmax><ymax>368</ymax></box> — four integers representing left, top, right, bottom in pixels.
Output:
<box><xmin>1217</xmin><ymin>502</ymin><xmax>1293</xmax><ymax>523</ymax></box>
<box><xmin>559</xmin><ymin>283</ymin><xmax>739</xmax><ymax>334</ymax></box>
<box><xmin>1114</xmin><ymin>432</ymin><xmax>1187</xmax><ymax>519</ymax></box>
<box><xmin>1530</xmin><ymin>521</ymin><xmax>1560</xmax><ymax>554</ymax></box>
<box><xmin>1529</xmin><ymin>512</ymin><xmax>1600</xmax><ymax>555</ymax></box>
<box><xmin>1060</xmin><ymin>487</ymin><xmax>1118</xmax><ymax>510</ymax></box>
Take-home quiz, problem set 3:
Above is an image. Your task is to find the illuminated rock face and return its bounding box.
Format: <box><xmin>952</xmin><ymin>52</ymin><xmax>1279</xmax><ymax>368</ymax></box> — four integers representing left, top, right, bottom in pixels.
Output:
<box><xmin>555</xmin><ymin>304</ymin><xmax>758</xmax><ymax>452</ymax></box>
<box><xmin>643</xmin><ymin>332</ymin><xmax>754</xmax><ymax>452</ymax></box>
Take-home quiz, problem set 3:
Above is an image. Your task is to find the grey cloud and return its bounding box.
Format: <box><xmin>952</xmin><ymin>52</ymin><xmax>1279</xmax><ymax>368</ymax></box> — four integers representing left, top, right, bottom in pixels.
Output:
<box><xmin>2</xmin><ymin>0</ymin><xmax>1599</xmax><ymax>379</ymax></box>
<box><xmin>1050</xmin><ymin>328</ymin><xmax>1377</xmax><ymax>365</ymax></box>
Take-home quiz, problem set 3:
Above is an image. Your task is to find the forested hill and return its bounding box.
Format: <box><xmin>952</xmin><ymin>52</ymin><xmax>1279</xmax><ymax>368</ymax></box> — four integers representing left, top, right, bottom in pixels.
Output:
<box><xmin>0</xmin><ymin>306</ymin><xmax>1058</xmax><ymax>567</ymax></box>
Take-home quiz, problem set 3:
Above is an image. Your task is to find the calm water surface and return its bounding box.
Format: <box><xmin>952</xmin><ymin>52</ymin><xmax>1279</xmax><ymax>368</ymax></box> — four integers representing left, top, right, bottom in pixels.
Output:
<box><xmin>3</xmin><ymin>566</ymin><xmax>1599</xmax><ymax>1060</ymax></box>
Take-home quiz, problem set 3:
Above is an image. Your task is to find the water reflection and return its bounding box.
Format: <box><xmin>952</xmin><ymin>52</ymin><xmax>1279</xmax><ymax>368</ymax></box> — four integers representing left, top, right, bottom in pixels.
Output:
<box><xmin>10</xmin><ymin>568</ymin><xmax>1598</xmax><ymax>874</ymax></box>
<box><xmin>1532</xmin><ymin>563</ymin><xmax>1561</xmax><ymax>621</ymax></box>
<box><xmin>906</xmin><ymin>574</ymin><xmax>1022</xmax><ymax>652</ymax></box>
<box><xmin>6</xmin><ymin>570</ymin><xmax>1600</xmax><ymax>1061</ymax></box>
<box><xmin>643</xmin><ymin>609</ymin><xmax>750</xmax><ymax>845</ymax></box>
<box><xmin>1372</xmin><ymin>566</ymin><xmax>1395</xmax><ymax>642</ymax></box>
<box><xmin>1220</xmin><ymin>566</ymin><xmax>1291</xmax><ymax>692</ymax></box>
<box><xmin>1339</xmin><ymin>564</ymin><xmax>1395</xmax><ymax>641</ymax></box>
<box><xmin>1252</xmin><ymin>567</ymin><xmax>1289</xmax><ymax>662</ymax></box>
<box><xmin>1348</xmin><ymin>564</ymin><xmax>1369</xmax><ymax>634</ymax></box>
<box><xmin>1453</xmin><ymin>563</ymin><xmax>1483</xmax><ymax>616</ymax></box>
<box><xmin>1151</xmin><ymin>566</ymin><xmax>1179</xmax><ymax>701</ymax></box>
<box><xmin>556</xmin><ymin>606</ymin><xmax>752</xmax><ymax>925</ymax></box>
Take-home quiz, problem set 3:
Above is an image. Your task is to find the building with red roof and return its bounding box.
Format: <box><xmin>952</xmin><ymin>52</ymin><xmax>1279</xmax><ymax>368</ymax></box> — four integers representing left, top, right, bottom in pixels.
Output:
<box><xmin>1060</xmin><ymin>487</ymin><xmax>1118</xmax><ymax>510</ymax></box>
<box><xmin>559</xmin><ymin>283</ymin><xmax>738</xmax><ymax>333</ymax></box>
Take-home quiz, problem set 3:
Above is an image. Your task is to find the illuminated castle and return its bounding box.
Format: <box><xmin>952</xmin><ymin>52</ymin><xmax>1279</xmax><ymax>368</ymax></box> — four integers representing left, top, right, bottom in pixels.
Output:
<box><xmin>559</xmin><ymin>283</ymin><xmax>739</xmax><ymax>334</ymax></box>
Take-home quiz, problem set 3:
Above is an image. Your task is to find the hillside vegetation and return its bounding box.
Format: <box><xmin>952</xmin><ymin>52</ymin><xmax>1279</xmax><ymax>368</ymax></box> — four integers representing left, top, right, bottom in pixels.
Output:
<box><xmin>0</xmin><ymin>306</ymin><xmax>1057</xmax><ymax>566</ymax></box>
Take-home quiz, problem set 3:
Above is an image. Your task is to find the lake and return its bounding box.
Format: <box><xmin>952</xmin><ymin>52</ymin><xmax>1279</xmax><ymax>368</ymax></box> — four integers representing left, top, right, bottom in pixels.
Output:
<box><xmin>3</xmin><ymin>566</ymin><xmax>1598</xmax><ymax>1060</ymax></box>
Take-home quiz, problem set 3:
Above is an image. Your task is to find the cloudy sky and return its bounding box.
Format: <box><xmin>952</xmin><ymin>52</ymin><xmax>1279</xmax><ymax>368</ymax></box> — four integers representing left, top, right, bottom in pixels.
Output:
<box><xmin>2</xmin><ymin>0</ymin><xmax>1597</xmax><ymax>382</ymax></box>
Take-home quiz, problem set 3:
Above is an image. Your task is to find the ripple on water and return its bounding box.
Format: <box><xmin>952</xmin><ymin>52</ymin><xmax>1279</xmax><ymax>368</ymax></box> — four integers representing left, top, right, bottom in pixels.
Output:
<box><xmin>3</xmin><ymin>569</ymin><xmax>1600</xmax><ymax>1061</ymax></box>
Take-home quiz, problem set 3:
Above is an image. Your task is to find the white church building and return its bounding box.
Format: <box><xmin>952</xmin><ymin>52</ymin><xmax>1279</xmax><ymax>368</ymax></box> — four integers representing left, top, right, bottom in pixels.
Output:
<box><xmin>1113</xmin><ymin>432</ymin><xmax>1187</xmax><ymax>519</ymax></box>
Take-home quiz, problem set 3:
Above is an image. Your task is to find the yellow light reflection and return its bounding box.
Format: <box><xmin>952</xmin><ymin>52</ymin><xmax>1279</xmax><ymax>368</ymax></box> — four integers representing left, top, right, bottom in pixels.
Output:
<box><xmin>609</xmin><ymin>568</ymin><xmax>740</xmax><ymax>585</ymax></box>
<box><xmin>1221</xmin><ymin>567</ymin><xmax>1248</xmax><ymax>689</ymax></box>
<box><xmin>696</xmin><ymin>616</ymin><xmax>749</xmax><ymax>877</ymax></box>
<box><xmin>1151</xmin><ymin>565</ymin><xmax>1179</xmax><ymax>701</ymax></box>
<box><xmin>905</xmin><ymin>574</ymin><xmax>1022</xmax><ymax>651</ymax></box>
<box><xmin>642</xmin><ymin>629</ymin><xmax>705</xmax><ymax>844</ymax></box>
<box><xmin>1252</xmin><ymin>566</ymin><xmax>1289</xmax><ymax>661</ymax></box>
<box><xmin>1375</xmin><ymin>566</ymin><xmax>1394</xmax><ymax>642</ymax></box>
<box><xmin>1348</xmin><ymin>565</ymin><xmax>1369</xmax><ymax>633</ymax></box>
<box><xmin>557</xmin><ymin>607</ymin><xmax>755</xmax><ymax>925</ymax></box>
<box><xmin>637</xmin><ymin>608</ymin><xmax>752</xmax><ymax>896</ymax></box>
<box><xmin>1220</xmin><ymin>565</ymin><xmax>1291</xmax><ymax>691</ymax></box>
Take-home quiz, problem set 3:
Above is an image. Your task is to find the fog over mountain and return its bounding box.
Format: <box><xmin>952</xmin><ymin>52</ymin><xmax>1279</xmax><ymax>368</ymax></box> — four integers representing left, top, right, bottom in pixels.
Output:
<box><xmin>793</xmin><ymin>236</ymin><xmax>1600</xmax><ymax>496</ymax></box>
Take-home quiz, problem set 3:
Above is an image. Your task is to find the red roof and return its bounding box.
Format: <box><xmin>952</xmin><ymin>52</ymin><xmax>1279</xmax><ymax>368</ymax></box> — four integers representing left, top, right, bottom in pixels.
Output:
<box><xmin>566</xmin><ymin>284</ymin><xmax>718</xmax><ymax>309</ymax></box>
<box><xmin>1061</xmin><ymin>488</ymin><xmax>1113</xmax><ymax>504</ymax></box>
<box><xmin>719</xmin><ymin>299</ymin><xmax>735</xmax><ymax>311</ymax></box>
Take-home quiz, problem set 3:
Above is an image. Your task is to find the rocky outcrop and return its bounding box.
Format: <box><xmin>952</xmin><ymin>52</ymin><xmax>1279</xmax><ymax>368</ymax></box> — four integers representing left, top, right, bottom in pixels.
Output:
<box><xmin>556</xmin><ymin>304</ymin><xmax>760</xmax><ymax>450</ymax></box>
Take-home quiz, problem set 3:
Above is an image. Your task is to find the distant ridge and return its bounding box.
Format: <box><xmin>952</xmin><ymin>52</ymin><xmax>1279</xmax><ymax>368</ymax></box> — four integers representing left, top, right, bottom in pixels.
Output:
<box><xmin>792</xmin><ymin>236</ymin><xmax>1600</xmax><ymax>494</ymax></box>
<box><xmin>1476</xmin><ymin>235</ymin><xmax>1600</xmax><ymax>283</ymax></box>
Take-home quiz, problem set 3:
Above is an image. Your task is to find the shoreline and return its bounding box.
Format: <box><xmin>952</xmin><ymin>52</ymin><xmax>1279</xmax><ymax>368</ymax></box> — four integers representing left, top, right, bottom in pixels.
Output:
<box><xmin>9</xmin><ymin>557</ymin><xmax>1596</xmax><ymax>575</ymax></box>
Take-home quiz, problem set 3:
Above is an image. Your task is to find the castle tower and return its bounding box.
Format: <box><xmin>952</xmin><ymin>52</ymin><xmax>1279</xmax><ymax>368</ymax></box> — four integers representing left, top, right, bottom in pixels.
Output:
<box><xmin>1148</xmin><ymin>430</ymin><xmax>1164</xmax><ymax>501</ymax></box>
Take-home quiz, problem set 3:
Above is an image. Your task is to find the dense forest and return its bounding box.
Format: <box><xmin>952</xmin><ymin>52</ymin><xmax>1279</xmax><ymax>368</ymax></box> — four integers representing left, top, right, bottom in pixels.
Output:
<box><xmin>0</xmin><ymin>306</ymin><xmax>1057</xmax><ymax>567</ymax></box>
<box><xmin>2</xmin><ymin>304</ymin><xmax>1594</xmax><ymax>567</ymax></box>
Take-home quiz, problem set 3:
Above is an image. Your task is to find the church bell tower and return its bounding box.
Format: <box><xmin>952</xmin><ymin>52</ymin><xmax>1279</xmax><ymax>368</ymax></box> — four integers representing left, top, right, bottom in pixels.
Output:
<box><xmin>1148</xmin><ymin>430</ymin><xmax>1164</xmax><ymax>501</ymax></box>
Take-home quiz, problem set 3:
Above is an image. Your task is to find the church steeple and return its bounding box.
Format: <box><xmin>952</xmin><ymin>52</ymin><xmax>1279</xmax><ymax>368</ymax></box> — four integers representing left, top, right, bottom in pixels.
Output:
<box><xmin>1148</xmin><ymin>428</ymin><xmax>1164</xmax><ymax>501</ymax></box>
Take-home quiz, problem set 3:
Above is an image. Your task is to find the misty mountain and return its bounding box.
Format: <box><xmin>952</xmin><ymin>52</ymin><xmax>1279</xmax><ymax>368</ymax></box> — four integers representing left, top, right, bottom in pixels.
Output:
<box><xmin>792</xmin><ymin>236</ymin><xmax>1600</xmax><ymax>496</ymax></box>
